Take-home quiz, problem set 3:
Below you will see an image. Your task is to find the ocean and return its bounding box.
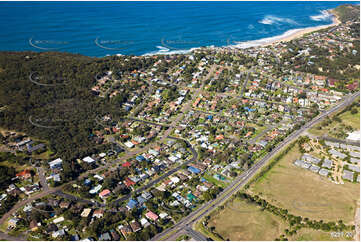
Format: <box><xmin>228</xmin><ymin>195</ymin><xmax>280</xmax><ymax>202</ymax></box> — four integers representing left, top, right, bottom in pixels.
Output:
<box><xmin>0</xmin><ymin>1</ymin><xmax>358</xmax><ymax>57</ymax></box>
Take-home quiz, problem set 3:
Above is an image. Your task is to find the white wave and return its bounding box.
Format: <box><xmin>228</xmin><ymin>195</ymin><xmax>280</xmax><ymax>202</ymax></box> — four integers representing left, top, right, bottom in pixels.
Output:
<box><xmin>142</xmin><ymin>19</ymin><xmax>333</xmax><ymax>56</ymax></box>
<box><xmin>310</xmin><ymin>10</ymin><xmax>332</xmax><ymax>21</ymax></box>
<box><xmin>142</xmin><ymin>47</ymin><xmax>197</xmax><ymax>56</ymax></box>
<box><xmin>259</xmin><ymin>18</ymin><xmax>274</xmax><ymax>25</ymax></box>
<box><xmin>259</xmin><ymin>15</ymin><xmax>298</xmax><ymax>25</ymax></box>
<box><xmin>231</xmin><ymin>22</ymin><xmax>333</xmax><ymax>49</ymax></box>
<box><xmin>232</xmin><ymin>28</ymin><xmax>308</xmax><ymax>49</ymax></box>
<box><xmin>156</xmin><ymin>45</ymin><xmax>170</xmax><ymax>52</ymax></box>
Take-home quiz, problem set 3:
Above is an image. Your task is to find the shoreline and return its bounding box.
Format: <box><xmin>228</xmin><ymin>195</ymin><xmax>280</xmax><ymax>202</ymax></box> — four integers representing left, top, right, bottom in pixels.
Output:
<box><xmin>228</xmin><ymin>9</ymin><xmax>341</xmax><ymax>50</ymax></box>
<box><xmin>144</xmin><ymin>10</ymin><xmax>341</xmax><ymax>55</ymax></box>
<box><xmin>262</xmin><ymin>10</ymin><xmax>341</xmax><ymax>46</ymax></box>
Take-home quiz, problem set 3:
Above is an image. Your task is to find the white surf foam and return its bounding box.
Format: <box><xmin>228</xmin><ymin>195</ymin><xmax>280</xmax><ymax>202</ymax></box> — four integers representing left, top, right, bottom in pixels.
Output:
<box><xmin>259</xmin><ymin>15</ymin><xmax>298</xmax><ymax>25</ymax></box>
<box><xmin>231</xmin><ymin>28</ymin><xmax>308</xmax><ymax>49</ymax></box>
<box><xmin>310</xmin><ymin>10</ymin><xmax>332</xmax><ymax>21</ymax></box>
<box><xmin>142</xmin><ymin>47</ymin><xmax>197</xmax><ymax>56</ymax></box>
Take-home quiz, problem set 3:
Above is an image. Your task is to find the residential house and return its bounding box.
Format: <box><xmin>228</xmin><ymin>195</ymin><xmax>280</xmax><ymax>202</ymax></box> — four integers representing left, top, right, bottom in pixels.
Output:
<box><xmin>140</xmin><ymin>218</ymin><xmax>150</xmax><ymax>228</ymax></box>
<box><xmin>59</xmin><ymin>201</ymin><xmax>71</xmax><ymax>209</ymax></box>
<box><xmin>49</xmin><ymin>158</ymin><xmax>63</xmax><ymax>169</ymax></box>
<box><xmin>145</xmin><ymin>211</ymin><xmax>158</xmax><ymax>221</ymax></box>
<box><xmin>52</xmin><ymin>229</ymin><xmax>65</xmax><ymax>238</ymax></box>
<box><xmin>8</xmin><ymin>218</ymin><xmax>19</xmax><ymax>228</ymax></box>
<box><xmin>16</xmin><ymin>170</ymin><xmax>32</xmax><ymax>179</ymax></box>
<box><xmin>99</xmin><ymin>232</ymin><xmax>111</xmax><ymax>241</ymax></box>
<box><xmin>99</xmin><ymin>189</ymin><xmax>111</xmax><ymax>199</ymax></box>
<box><xmin>130</xmin><ymin>220</ymin><xmax>141</xmax><ymax>232</ymax></box>
<box><xmin>93</xmin><ymin>209</ymin><xmax>104</xmax><ymax>219</ymax></box>
<box><xmin>81</xmin><ymin>208</ymin><xmax>92</xmax><ymax>218</ymax></box>
<box><xmin>110</xmin><ymin>230</ymin><xmax>120</xmax><ymax>240</ymax></box>
<box><xmin>117</xmin><ymin>224</ymin><xmax>132</xmax><ymax>239</ymax></box>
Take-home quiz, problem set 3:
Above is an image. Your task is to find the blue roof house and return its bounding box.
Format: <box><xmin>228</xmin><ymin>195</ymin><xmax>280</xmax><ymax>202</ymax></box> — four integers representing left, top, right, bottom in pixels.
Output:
<box><xmin>126</xmin><ymin>199</ymin><xmax>138</xmax><ymax>210</ymax></box>
<box><xmin>188</xmin><ymin>166</ymin><xmax>200</xmax><ymax>174</ymax></box>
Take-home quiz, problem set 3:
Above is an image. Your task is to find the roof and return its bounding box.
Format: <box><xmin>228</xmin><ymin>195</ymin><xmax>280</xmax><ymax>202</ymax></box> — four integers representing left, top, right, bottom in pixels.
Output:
<box><xmin>130</xmin><ymin>221</ymin><xmax>141</xmax><ymax>232</ymax></box>
<box><xmin>99</xmin><ymin>232</ymin><xmax>111</xmax><ymax>241</ymax></box>
<box><xmin>159</xmin><ymin>212</ymin><xmax>168</xmax><ymax>219</ymax></box>
<box><xmin>93</xmin><ymin>209</ymin><xmax>104</xmax><ymax>216</ymax></box>
<box><xmin>49</xmin><ymin>158</ymin><xmax>63</xmax><ymax>167</ymax></box>
<box><xmin>137</xmin><ymin>196</ymin><xmax>146</xmax><ymax>204</ymax></box>
<box><xmin>127</xmin><ymin>199</ymin><xmax>138</xmax><ymax>209</ymax></box>
<box><xmin>342</xmin><ymin>170</ymin><xmax>354</xmax><ymax>181</ymax></box>
<box><xmin>53</xmin><ymin>216</ymin><xmax>65</xmax><ymax>224</ymax></box>
<box><xmin>145</xmin><ymin>211</ymin><xmax>158</xmax><ymax>221</ymax></box>
<box><xmin>188</xmin><ymin>166</ymin><xmax>200</xmax><ymax>174</ymax></box>
<box><xmin>136</xmin><ymin>155</ymin><xmax>146</xmax><ymax>161</ymax></box>
<box><xmin>124</xmin><ymin>177</ymin><xmax>136</xmax><ymax>187</ymax></box>
<box><xmin>81</xmin><ymin>208</ymin><xmax>92</xmax><ymax>217</ymax></box>
<box><xmin>99</xmin><ymin>189</ymin><xmax>111</xmax><ymax>197</ymax></box>
<box><xmin>16</xmin><ymin>170</ymin><xmax>31</xmax><ymax>177</ymax></box>
<box><xmin>187</xmin><ymin>193</ymin><xmax>196</xmax><ymax>201</ymax></box>
<box><xmin>83</xmin><ymin>156</ymin><xmax>95</xmax><ymax>163</ymax></box>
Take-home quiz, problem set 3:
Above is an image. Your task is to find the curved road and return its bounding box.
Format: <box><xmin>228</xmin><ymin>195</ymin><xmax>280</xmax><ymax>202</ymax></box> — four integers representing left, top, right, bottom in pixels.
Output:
<box><xmin>152</xmin><ymin>91</ymin><xmax>359</xmax><ymax>241</ymax></box>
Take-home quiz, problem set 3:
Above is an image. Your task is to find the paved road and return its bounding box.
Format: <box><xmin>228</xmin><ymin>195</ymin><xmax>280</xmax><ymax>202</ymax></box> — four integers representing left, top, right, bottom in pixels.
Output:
<box><xmin>37</xmin><ymin>167</ymin><xmax>49</xmax><ymax>191</ymax></box>
<box><xmin>110</xmin><ymin>136</ymin><xmax>197</xmax><ymax>206</ymax></box>
<box><xmin>249</xmin><ymin>124</ymin><xmax>277</xmax><ymax>145</ymax></box>
<box><xmin>0</xmin><ymin>231</ymin><xmax>27</xmax><ymax>241</ymax></box>
<box><xmin>0</xmin><ymin>187</ymin><xmax>62</xmax><ymax>226</ymax></box>
<box><xmin>129</xmin><ymin>81</ymin><xmax>154</xmax><ymax>118</ymax></box>
<box><xmin>184</xmin><ymin>226</ymin><xmax>208</xmax><ymax>241</ymax></box>
<box><xmin>0</xmin><ymin>64</ymin><xmax>218</xmax><ymax>231</ymax></box>
<box><xmin>262</xmin><ymin>72</ymin><xmax>312</xmax><ymax>93</ymax></box>
<box><xmin>240</xmin><ymin>67</ymin><xmax>254</xmax><ymax>97</ymax></box>
<box><xmin>125</xmin><ymin>117</ymin><xmax>171</xmax><ymax>128</ymax></box>
<box><xmin>152</xmin><ymin>91</ymin><xmax>359</xmax><ymax>241</ymax></box>
<box><xmin>54</xmin><ymin>191</ymin><xmax>96</xmax><ymax>206</ymax></box>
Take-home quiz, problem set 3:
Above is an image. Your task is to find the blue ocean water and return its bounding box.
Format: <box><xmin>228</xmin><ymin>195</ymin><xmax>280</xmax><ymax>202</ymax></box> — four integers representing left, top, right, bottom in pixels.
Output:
<box><xmin>0</xmin><ymin>1</ymin><xmax>357</xmax><ymax>57</ymax></box>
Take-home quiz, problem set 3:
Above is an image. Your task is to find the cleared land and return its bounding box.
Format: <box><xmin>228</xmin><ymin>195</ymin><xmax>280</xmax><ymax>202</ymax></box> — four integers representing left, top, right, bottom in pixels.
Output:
<box><xmin>290</xmin><ymin>228</ymin><xmax>354</xmax><ymax>241</ymax></box>
<box><xmin>207</xmin><ymin>197</ymin><xmax>354</xmax><ymax>241</ymax></box>
<box><xmin>207</xmin><ymin>198</ymin><xmax>288</xmax><ymax>241</ymax></box>
<box><xmin>309</xmin><ymin>101</ymin><xmax>360</xmax><ymax>137</ymax></box>
<box><xmin>248</xmin><ymin>144</ymin><xmax>359</xmax><ymax>224</ymax></box>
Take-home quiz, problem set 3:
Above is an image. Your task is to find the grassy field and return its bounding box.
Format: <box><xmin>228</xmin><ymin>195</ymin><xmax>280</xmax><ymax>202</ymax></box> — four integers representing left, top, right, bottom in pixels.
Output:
<box><xmin>202</xmin><ymin>172</ymin><xmax>228</xmax><ymax>189</ymax></box>
<box><xmin>289</xmin><ymin>228</ymin><xmax>354</xmax><ymax>241</ymax></box>
<box><xmin>205</xmin><ymin>196</ymin><xmax>355</xmax><ymax>241</ymax></box>
<box><xmin>309</xmin><ymin>101</ymin><xmax>360</xmax><ymax>137</ymax></box>
<box><xmin>248</xmin><ymin>144</ymin><xmax>360</xmax><ymax>224</ymax></box>
<box><xmin>339</xmin><ymin>105</ymin><xmax>360</xmax><ymax>130</ymax></box>
<box><xmin>207</xmin><ymin>198</ymin><xmax>289</xmax><ymax>241</ymax></box>
<box><xmin>248</xmin><ymin>123</ymin><xmax>268</xmax><ymax>139</ymax></box>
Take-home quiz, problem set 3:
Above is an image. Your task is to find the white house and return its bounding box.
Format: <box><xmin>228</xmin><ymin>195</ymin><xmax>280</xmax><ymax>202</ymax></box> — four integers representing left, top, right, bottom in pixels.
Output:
<box><xmin>49</xmin><ymin>158</ymin><xmax>63</xmax><ymax>169</ymax></box>
<box><xmin>83</xmin><ymin>156</ymin><xmax>95</xmax><ymax>164</ymax></box>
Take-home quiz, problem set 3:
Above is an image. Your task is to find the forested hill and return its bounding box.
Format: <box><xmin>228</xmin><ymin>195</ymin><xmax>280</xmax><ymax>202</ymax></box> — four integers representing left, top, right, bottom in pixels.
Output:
<box><xmin>334</xmin><ymin>4</ymin><xmax>360</xmax><ymax>23</ymax></box>
<box><xmin>0</xmin><ymin>51</ymin><xmax>158</xmax><ymax>161</ymax></box>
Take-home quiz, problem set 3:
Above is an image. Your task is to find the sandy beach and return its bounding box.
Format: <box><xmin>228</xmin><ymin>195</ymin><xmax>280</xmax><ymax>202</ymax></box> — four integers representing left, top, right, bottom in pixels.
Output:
<box><xmin>231</xmin><ymin>10</ymin><xmax>341</xmax><ymax>50</ymax></box>
<box><xmin>265</xmin><ymin>10</ymin><xmax>341</xmax><ymax>46</ymax></box>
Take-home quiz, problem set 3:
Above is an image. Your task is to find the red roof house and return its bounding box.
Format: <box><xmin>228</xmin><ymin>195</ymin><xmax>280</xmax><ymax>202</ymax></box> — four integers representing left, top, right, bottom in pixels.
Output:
<box><xmin>145</xmin><ymin>211</ymin><xmax>158</xmax><ymax>221</ymax></box>
<box><xmin>16</xmin><ymin>170</ymin><xmax>32</xmax><ymax>179</ymax></box>
<box><xmin>99</xmin><ymin>189</ymin><xmax>111</xmax><ymax>199</ymax></box>
<box><xmin>124</xmin><ymin>177</ymin><xmax>136</xmax><ymax>187</ymax></box>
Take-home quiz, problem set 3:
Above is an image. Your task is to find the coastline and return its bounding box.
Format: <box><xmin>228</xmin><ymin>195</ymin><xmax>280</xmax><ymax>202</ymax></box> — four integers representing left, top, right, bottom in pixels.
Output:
<box><xmin>231</xmin><ymin>10</ymin><xmax>340</xmax><ymax>50</ymax></box>
<box><xmin>264</xmin><ymin>10</ymin><xmax>341</xmax><ymax>46</ymax></box>
<box><xmin>145</xmin><ymin>10</ymin><xmax>341</xmax><ymax>55</ymax></box>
